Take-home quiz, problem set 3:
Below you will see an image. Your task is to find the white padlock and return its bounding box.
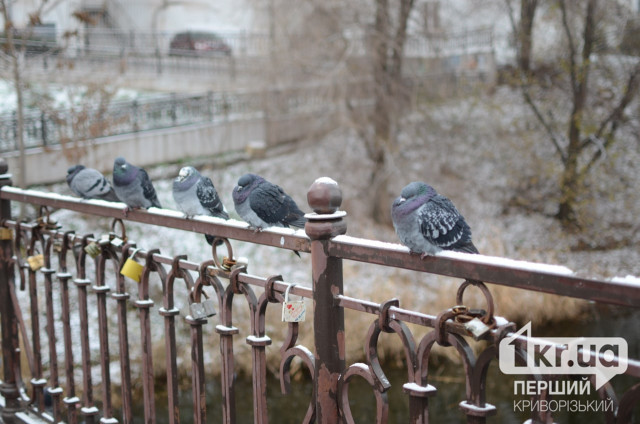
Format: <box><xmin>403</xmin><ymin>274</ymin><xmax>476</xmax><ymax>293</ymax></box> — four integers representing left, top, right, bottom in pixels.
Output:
<box><xmin>281</xmin><ymin>284</ymin><xmax>306</xmax><ymax>323</ymax></box>
<box><xmin>190</xmin><ymin>298</ymin><xmax>217</xmax><ymax>320</ymax></box>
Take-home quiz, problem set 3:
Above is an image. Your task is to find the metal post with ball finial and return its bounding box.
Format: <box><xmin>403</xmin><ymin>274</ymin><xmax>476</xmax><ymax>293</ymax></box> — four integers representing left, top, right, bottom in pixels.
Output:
<box><xmin>305</xmin><ymin>177</ymin><xmax>347</xmax><ymax>423</ymax></box>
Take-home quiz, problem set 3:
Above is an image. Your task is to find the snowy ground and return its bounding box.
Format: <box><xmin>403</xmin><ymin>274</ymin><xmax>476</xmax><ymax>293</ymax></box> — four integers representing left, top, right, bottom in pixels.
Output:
<box><xmin>19</xmin><ymin>84</ymin><xmax>640</xmax><ymax>381</ymax></box>
<box><xmin>0</xmin><ymin>80</ymin><xmax>157</xmax><ymax>115</ymax></box>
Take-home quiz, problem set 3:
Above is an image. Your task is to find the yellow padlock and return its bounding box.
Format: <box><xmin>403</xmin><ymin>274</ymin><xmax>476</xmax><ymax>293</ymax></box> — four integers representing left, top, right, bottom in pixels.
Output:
<box><xmin>27</xmin><ymin>254</ymin><xmax>44</xmax><ymax>271</ymax></box>
<box><xmin>120</xmin><ymin>248</ymin><xmax>143</xmax><ymax>283</ymax></box>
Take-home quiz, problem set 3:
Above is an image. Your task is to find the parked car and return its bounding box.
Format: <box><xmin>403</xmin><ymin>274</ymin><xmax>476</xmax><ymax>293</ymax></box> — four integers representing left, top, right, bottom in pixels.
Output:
<box><xmin>169</xmin><ymin>31</ymin><xmax>232</xmax><ymax>57</ymax></box>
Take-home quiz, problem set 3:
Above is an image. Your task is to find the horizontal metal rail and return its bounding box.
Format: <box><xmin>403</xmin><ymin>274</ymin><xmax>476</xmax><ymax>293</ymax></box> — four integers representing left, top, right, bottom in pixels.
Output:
<box><xmin>2</xmin><ymin>186</ymin><xmax>637</xmax><ymax>308</ymax></box>
<box><xmin>328</xmin><ymin>235</ymin><xmax>640</xmax><ymax>308</ymax></box>
<box><xmin>0</xmin><ymin>186</ymin><xmax>310</xmax><ymax>254</ymax></box>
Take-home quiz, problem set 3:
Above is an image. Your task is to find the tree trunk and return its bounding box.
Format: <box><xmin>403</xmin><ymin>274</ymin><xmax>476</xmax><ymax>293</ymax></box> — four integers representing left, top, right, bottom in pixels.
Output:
<box><xmin>556</xmin><ymin>0</ymin><xmax>597</xmax><ymax>228</ymax></box>
<box><xmin>367</xmin><ymin>0</ymin><xmax>414</xmax><ymax>225</ymax></box>
<box><xmin>518</xmin><ymin>0</ymin><xmax>538</xmax><ymax>73</ymax></box>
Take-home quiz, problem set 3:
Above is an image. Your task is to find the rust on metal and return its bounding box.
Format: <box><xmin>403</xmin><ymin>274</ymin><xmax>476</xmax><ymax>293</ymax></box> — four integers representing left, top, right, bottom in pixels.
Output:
<box><xmin>0</xmin><ymin>174</ymin><xmax>638</xmax><ymax>424</ymax></box>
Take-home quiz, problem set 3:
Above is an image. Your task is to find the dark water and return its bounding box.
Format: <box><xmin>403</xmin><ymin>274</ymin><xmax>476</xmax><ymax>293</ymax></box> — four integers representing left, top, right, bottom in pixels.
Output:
<box><xmin>131</xmin><ymin>304</ymin><xmax>640</xmax><ymax>423</ymax></box>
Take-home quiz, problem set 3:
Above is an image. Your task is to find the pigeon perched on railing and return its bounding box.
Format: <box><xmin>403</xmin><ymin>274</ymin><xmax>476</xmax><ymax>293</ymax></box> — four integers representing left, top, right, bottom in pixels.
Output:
<box><xmin>172</xmin><ymin>166</ymin><xmax>229</xmax><ymax>245</ymax></box>
<box><xmin>391</xmin><ymin>182</ymin><xmax>478</xmax><ymax>257</ymax></box>
<box><xmin>112</xmin><ymin>157</ymin><xmax>162</xmax><ymax>211</ymax></box>
<box><xmin>232</xmin><ymin>173</ymin><xmax>306</xmax><ymax>231</ymax></box>
<box><xmin>66</xmin><ymin>165</ymin><xmax>120</xmax><ymax>202</ymax></box>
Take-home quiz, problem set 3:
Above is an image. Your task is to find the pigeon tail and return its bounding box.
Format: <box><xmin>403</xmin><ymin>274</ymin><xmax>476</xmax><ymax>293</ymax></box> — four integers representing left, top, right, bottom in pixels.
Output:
<box><xmin>454</xmin><ymin>242</ymin><xmax>479</xmax><ymax>254</ymax></box>
<box><xmin>205</xmin><ymin>234</ymin><xmax>225</xmax><ymax>246</ymax></box>
<box><xmin>287</xmin><ymin>215</ymin><xmax>307</xmax><ymax>229</ymax></box>
<box><xmin>99</xmin><ymin>189</ymin><xmax>121</xmax><ymax>203</ymax></box>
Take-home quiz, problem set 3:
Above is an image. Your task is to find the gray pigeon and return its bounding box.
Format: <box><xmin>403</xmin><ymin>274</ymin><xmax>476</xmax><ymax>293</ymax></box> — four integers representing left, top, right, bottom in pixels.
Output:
<box><xmin>232</xmin><ymin>173</ymin><xmax>306</xmax><ymax>231</ymax></box>
<box><xmin>391</xmin><ymin>182</ymin><xmax>478</xmax><ymax>256</ymax></box>
<box><xmin>172</xmin><ymin>166</ymin><xmax>229</xmax><ymax>245</ymax></box>
<box><xmin>66</xmin><ymin>165</ymin><xmax>120</xmax><ymax>202</ymax></box>
<box><xmin>112</xmin><ymin>157</ymin><xmax>162</xmax><ymax>211</ymax></box>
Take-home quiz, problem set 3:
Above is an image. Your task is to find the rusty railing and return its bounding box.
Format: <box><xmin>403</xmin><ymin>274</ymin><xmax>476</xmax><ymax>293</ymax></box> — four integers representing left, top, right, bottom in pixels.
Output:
<box><xmin>0</xmin><ymin>166</ymin><xmax>638</xmax><ymax>424</ymax></box>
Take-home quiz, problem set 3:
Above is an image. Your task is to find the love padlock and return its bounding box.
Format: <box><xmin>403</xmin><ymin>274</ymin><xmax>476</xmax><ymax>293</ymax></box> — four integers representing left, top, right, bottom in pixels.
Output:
<box><xmin>190</xmin><ymin>298</ymin><xmax>217</xmax><ymax>320</ymax></box>
<box><xmin>464</xmin><ymin>317</ymin><xmax>492</xmax><ymax>340</ymax></box>
<box><xmin>101</xmin><ymin>233</ymin><xmax>124</xmax><ymax>248</ymax></box>
<box><xmin>53</xmin><ymin>239</ymin><xmax>63</xmax><ymax>253</ymax></box>
<box><xmin>27</xmin><ymin>254</ymin><xmax>44</xmax><ymax>271</ymax></box>
<box><xmin>0</xmin><ymin>227</ymin><xmax>13</xmax><ymax>240</ymax></box>
<box><xmin>83</xmin><ymin>242</ymin><xmax>101</xmax><ymax>259</ymax></box>
<box><xmin>120</xmin><ymin>248</ymin><xmax>143</xmax><ymax>283</ymax></box>
<box><xmin>281</xmin><ymin>284</ymin><xmax>306</xmax><ymax>323</ymax></box>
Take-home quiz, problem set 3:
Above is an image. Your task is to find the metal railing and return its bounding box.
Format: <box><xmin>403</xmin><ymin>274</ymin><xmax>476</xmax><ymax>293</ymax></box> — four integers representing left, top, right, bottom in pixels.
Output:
<box><xmin>0</xmin><ymin>90</ymin><xmax>267</xmax><ymax>153</ymax></box>
<box><xmin>0</xmin><ymin>169</ymin><xmax>638</xmax><ymax>423</ymax></box>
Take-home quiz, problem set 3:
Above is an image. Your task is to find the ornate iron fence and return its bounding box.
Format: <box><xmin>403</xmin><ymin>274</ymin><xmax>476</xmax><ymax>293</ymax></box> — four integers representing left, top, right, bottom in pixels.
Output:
<box><xmin>0</xmin><ymin>167</ymin><xmax>638</xmax><ymax>423</ymax></box>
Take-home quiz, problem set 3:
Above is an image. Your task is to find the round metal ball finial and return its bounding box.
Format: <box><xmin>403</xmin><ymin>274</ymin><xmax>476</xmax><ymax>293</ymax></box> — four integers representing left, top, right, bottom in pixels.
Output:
<box><xmin>307</xmin><ymin>177</ymin><xmax>342</xmax><ymax>214</ymax></box>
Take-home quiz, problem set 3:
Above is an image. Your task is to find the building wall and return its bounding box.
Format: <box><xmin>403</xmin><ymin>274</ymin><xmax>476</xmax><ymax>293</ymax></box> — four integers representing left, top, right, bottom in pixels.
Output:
<box><xmin>4</xmin><ymin>117</ymin><xmax>264</xmax><ymax>185</ymax></box>
<box><xmin>1</xmin><ymin>0</ymin><xmax>259</xmax><ymax>39</ymax></box>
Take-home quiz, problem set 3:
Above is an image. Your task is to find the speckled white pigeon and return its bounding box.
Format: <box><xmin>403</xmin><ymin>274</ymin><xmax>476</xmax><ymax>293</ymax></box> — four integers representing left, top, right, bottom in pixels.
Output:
<box><xmin>391</xmin><ymin>181</ymin><xmax>478</xmax><ymax>256</ymax></box>
<box><xmin>172</xmin><ymin>166</ymin><xmax>229</xmax><ymax>245</ymax></box>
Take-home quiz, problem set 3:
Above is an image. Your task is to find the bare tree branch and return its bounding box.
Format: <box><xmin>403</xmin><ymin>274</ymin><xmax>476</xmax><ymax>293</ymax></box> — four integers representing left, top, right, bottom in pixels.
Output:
<box><xmin>581</xmin><ymin>61</ymin><xmax>640</xmax><ymax>174</ymax></box>
<box><xmin>520</xmin><ymin>81</ymin><xmax>568</xmax><ymax>162</ymax></box>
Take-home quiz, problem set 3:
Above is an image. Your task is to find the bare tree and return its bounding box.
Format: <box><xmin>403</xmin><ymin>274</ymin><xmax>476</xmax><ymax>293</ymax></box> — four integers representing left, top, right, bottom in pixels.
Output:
<box><xmin>254</xmin><ymin>0</ymin><xmax>418</xmax><ymax>224</ymax></box>
<box><xmin>506</xmin><ymin>0</ymin><xmax>539</xmax><ymax>73</ymax></box>
<box><xmin>507</xmin><ymin>0</ymin><xmax>640</xmax><ymax>228</ymax></box>
<box><xmin>366</xmin><ymin>0</ymin><xmax>416</xmax><ymax>223</ymax></box>
<box><xmin>0</xmin><ymin>0</ymin><xmax>55</xmax><ymax>219</ymax></box>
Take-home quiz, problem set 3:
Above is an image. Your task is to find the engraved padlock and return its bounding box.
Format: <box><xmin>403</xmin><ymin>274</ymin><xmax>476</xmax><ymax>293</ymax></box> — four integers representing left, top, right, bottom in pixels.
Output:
<box><xmin>84</xmin><ymin>242</ymin><xmax>101</xmax><ymax>259</ymax></box>
<box><xmin>101</xmin><ymin>233</ymin><xmax>124</xmax><ymax>248</ymax></box>
<box><xmin>464</xmin><ymin>317</ymin><xmax>491</xmax><ymax>340</ymax></box>
<box><xmin>281</xmin><ymin>284</ymin><xmax>306</xmax><ymax>323</ymax></box>
<box><xmin>190</xmin><ymin>298</ymin><xmax>217</xmax><ymax>320</ymax></box>
<box><xmin>27</xmin><ymin>254</ymin><xmax>44</xmax><ymax>271</ymax></box>
<box><xmin>53</xmin><ymin>239</ymin><xmax>63</xmax><ymax>253</ymax></box>
<box><xmin>120</xmin><ymin>248</ymin><xmax>143</xmax><ymax>283</ymax></box>
<box><xmin>0</xmin><ymin>227</ymin><xmax>13</xmax><ymax>240</ymax></box>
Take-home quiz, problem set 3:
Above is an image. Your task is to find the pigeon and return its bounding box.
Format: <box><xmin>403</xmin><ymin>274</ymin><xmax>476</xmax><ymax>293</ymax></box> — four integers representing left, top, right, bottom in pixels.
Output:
<box><xmin>391</xmin><ymin>182</ymin><xmax>478</xmax><ymax>257</ymax></box>
<box><xmin>172</xmin><ymin>166</ymin><xmax>229</xmax><ymax>245</ymax></box>
<box><xmin>112</xmin><ymin>157</ymin><xmax>162</xmax><ymax>211</ymax></box>
<box><xmin>66</xmin><ymin>165</ymin><xmax>120</xmax><ymax>202</ymax></box>
<box><xmin>232</xmin><ymin>173</ymin><xmax>306</xmax><ymax>231</ymax></box>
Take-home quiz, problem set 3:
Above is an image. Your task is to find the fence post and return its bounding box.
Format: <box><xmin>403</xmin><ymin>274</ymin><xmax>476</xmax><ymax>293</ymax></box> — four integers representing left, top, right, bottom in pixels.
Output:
<box><xmin>0</xmin><ymin>160</ymin><xmax>23</xmax><ymax>422</ymax></box>
<box><xmin>41</xmin><ymin>111</ymin><xmax>48</xmax><ymax>146</ymax></box>
<box><xmin>305</xmin><ymin>177</ymin><xmax>347</xmax><ymax>423</ymax></box>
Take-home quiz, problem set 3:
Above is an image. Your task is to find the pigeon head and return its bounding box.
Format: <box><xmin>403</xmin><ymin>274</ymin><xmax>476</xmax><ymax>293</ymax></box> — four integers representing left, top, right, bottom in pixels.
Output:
<box><xmin>113</xmin><ymin>157</ymin><xmax>137</xmax><ymax>185</ymax></box>
<box><xmin>174</xmin><ymin>166</ymin><xmax>199</xmax><ymax>190</ymax></box>
<box><xmin>232</xmin><ymin>173</ymin><xmax>263</xmax><ymax>204</ymax></box>
<box><xmin>392</xmin><ymin>182</ymin><xmax>437</xmax><ymax>216</ymax></box>
<box><xmin>66</xmin><ymin>165</ymin><xmax>85</xmax><ymax>183</ymax></box>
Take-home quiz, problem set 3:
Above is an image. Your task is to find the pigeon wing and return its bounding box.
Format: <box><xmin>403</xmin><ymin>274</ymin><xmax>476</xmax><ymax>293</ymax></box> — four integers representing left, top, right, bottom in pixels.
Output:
<box><xmin>419</xmin><ymin>195</ymin><xmax>473</xmax><ymax>251</ymax></box>
<box><xmin>139</xmin><ymin>169</ymin><xmax>162</xmax><ymax>208</ymax></box>
<box><xmin>197</xmin><ymin>177</ymin><xmax>229</xmax><ymax>219</ymax></box>
<box><xmin>74</xmin><ymin>169</ymin><xmax>110</xmax><ymax>199</ymax></box>
<box><xmin>250</xmin><ymin>182</ymin><xmax>290</xmax><ymax>225</ymax></box>
<box><xmin>281</xmin><ymin>196</ymin><xmax>306</xmax><ymax>228</ymax></box>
